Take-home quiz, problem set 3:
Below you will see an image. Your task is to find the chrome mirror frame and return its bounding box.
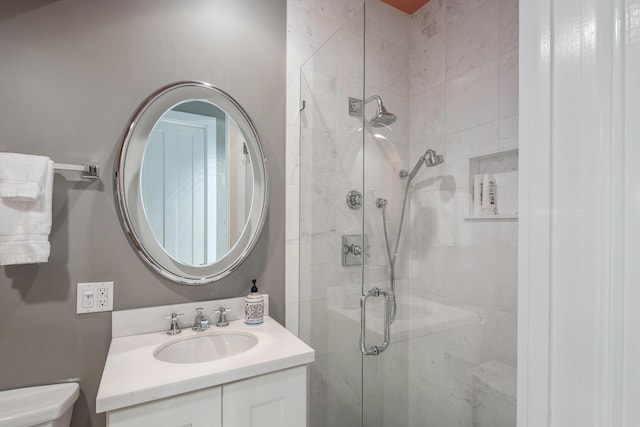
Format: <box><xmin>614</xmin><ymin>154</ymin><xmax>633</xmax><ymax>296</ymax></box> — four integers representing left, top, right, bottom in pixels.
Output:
<box><xmin>114</xmin><ymin>81</ymin><xmax>269</xmax><ymax>285</ymax></box>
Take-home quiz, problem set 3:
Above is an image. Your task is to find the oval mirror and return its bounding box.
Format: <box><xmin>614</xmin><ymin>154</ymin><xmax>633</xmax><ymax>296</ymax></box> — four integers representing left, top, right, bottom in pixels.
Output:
<box><xmin>115</xmin><ymin>81</ymin><xmax>269</xmax><ymax>285</ymax></box>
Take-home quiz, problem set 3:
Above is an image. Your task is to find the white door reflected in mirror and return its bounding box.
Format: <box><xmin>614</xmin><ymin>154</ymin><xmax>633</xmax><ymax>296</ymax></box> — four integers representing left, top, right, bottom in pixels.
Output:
<box><xmin>141</xmin><ymin>102</ymin><xmax>253</xmax><ymax>266</ymax></box>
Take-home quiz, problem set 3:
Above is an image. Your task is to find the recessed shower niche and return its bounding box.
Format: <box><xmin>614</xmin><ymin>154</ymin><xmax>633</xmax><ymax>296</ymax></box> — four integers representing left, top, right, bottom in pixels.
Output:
<box><xmin>465</xmin><ymin>148</ymin><xmax>519</xmax><ymax>220</ymax></box>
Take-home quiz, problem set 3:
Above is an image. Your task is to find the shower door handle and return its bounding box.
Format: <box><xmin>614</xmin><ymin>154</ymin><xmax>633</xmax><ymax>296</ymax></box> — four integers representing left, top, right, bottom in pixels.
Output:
<box><xmin>360</xmin><ymin>287</ymin><xmax>391</xmax><ymax>356</ymax></box>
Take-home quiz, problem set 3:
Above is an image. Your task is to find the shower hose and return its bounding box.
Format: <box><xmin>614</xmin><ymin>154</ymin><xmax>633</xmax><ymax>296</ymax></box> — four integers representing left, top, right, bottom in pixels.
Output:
<box><xmin>379</xmin><ymin>179</ymin><xmax>412</xmax><ymax>324</ymax></box>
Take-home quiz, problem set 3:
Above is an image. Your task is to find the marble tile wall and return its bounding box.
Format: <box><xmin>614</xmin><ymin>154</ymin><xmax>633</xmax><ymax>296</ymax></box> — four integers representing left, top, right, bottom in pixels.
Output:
<box><xmin>407</xmin><ymin>0</ymin><xmax>519</xmax><ymax>364</ymax></box>
<box><xmin>287</xmin><ymin>0</ymin><xmax>518</xmax><ymax>426</ymax></box>
<box><xmin>405</xmin><ymin>0</ymin><xmax>519</xmax><ymax>425</ymax></box>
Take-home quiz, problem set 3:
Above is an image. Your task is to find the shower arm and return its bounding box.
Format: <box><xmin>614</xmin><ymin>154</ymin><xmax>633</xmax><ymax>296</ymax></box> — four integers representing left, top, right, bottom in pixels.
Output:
<box><xmin>348</xmin><ymin>95</ymin><xmax>383</xmax><ymax>116</ymax></box>
<box><xmin>363</xmin><ymin>95</ymin><xmax>383</xmax><ymax>109</ymax></box>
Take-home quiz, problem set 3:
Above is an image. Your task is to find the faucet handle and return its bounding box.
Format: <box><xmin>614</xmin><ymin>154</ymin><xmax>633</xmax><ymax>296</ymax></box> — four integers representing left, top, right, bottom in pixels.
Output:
<box><xmin>164</xmin><ymin>312</ymin><xmax>184</xmax><ymax>320</ymax></box>
<box><xmin>195</xmin><ymin>307</ymin><xmax>204</xmax><ymax>316</ymax></box>
<box><xmin>164</xmin><ymin>313</ymin><xmax>184</xmax><ymax>335</ymax></box>
<box><xmin>215</xmin><ymin>307</ymin><xmax>231</xmax><ymax>327</ymax></box>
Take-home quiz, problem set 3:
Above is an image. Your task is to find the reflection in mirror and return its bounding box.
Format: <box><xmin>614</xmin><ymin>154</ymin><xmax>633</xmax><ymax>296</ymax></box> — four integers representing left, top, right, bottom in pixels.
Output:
<box><xmin>140</xmin><ymin>100</ymin><xmax>253</xmax><ymax>266</ymax></box>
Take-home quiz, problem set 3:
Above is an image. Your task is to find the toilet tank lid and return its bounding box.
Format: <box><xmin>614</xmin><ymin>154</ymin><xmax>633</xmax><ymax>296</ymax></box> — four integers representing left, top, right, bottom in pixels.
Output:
<box><xmin>0</xmin><ymin>383</ymin><xmax>79</xmax><ymax>427</ymax></box>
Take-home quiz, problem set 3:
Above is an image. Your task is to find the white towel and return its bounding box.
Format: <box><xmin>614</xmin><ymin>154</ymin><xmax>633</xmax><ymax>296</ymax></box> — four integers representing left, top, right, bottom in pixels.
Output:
<box><xmin>0</xmin><ymin>153</ymin><xmax>51</xmax><ymax>201</ymax></box>
<box><xmin>0</xmin><ymin>154</ymin><xmax>54</xmax><ymax>265</ymax></box>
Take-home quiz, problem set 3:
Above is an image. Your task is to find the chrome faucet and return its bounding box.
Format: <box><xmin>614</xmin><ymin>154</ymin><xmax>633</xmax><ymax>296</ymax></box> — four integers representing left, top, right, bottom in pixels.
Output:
<box><xmin>215</xmin><ymin>307</ymin><xmax>231</xmax><ymax>327</ymax></box>
<box><xmin>164</xmin><ymin>313</ymin><xmax>184</xmax><ymax>335</ymax></box>
<box><xmin>192</xmin><ymin>307</ymin><xmax>210</xmax><ymax>331</ymax></box>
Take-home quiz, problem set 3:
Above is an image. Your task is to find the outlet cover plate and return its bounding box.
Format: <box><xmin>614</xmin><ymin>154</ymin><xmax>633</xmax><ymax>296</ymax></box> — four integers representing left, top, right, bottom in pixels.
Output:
<box><xmin>77</xmin><ymin>282</ymin><xmax>114</xmax><ymax>314</ymax></box>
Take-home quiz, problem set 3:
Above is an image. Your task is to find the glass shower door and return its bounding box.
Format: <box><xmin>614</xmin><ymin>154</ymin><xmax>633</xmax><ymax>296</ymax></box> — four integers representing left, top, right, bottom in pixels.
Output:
<box><xmin>357</xmin><ymin>2</ymin><xmax>413</xmax><ymax>424</ymax></box>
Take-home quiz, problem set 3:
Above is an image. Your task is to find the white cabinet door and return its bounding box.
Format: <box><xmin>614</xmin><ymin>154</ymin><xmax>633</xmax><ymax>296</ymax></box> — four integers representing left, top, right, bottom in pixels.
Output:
<box><xmin>222</xmin><ymin>366</ymin><xmax>307</xmax><ymax>427</ymax></box>
<box><xmin>107</xmin><ymin>386</ymin><xmax>222</xmax><ymax>427</ymax></box>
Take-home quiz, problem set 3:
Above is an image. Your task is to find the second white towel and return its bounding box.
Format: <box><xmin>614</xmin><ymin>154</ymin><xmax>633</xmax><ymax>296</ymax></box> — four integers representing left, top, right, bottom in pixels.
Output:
<box><xmin>0</xmin><ymin>154</ymin><xmax>54</xmax><ymax>265</ymax></box>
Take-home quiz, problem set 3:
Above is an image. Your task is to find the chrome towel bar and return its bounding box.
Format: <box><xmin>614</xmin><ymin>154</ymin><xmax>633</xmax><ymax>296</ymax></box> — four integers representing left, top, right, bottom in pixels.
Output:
<box><xmin>53</xmin><ymin>163</ymin><xmax>99</xmax><ymax>180</ymax></box>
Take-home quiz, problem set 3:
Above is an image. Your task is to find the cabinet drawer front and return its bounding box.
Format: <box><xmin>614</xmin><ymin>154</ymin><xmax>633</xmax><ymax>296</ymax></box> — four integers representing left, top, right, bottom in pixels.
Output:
<box><xmin>108</xmin><ymin>386</ymin><xmax>222</xmax><ymax>427</ymax></box>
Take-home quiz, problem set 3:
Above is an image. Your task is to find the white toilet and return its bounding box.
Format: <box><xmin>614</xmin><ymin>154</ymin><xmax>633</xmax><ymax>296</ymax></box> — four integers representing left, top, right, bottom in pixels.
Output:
<box><xmin>0</xmin><ymin>383</ymin><xmax>79</xmax><ymax>427</ymax></box>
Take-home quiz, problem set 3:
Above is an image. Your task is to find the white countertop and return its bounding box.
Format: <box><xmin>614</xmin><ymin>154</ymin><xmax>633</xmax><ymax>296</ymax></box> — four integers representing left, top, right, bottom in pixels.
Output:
<box><xmin>96</xmin><ymin>316</ymin><xmax>314</xmax><ymax>413</ymax></box>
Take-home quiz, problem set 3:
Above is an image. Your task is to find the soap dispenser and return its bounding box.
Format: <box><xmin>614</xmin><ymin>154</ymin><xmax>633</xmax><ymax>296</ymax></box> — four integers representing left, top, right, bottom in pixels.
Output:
<box><xmin>244</xmin><ymin>279</ymin><xmax>264</xmax><ymax>325</ymax></box>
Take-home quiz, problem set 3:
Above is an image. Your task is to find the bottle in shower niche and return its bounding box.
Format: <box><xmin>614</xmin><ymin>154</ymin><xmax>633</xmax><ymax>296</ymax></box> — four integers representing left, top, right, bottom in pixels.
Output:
<box><xmin>473</xmin><ymin>174</ymin><xmax>484</xmax><ymax>215</ymax></box>
<box><xmin>481</xmin><ymin>174</ymin><xmax>497</xmax><ymax>215</ymax></box>
<box><xmin>244</xmin><ymin>279</ymin><xmax>264</xmax><ymax>325</ymax></box>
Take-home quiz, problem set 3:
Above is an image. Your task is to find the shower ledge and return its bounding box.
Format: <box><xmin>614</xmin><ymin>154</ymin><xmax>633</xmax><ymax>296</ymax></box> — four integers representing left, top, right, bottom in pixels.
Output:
<box><xmin>329</xmin><ymin>296</ymin><xmax>481</xmax><ymax>342</ymax></box>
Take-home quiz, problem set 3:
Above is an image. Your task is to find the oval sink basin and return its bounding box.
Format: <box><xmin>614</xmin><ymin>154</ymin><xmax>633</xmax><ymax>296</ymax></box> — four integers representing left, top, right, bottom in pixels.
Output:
<box><xmin>154</xmin><ymin>332</ymin><xmax>258</xmax><ymax>364</ymax></box>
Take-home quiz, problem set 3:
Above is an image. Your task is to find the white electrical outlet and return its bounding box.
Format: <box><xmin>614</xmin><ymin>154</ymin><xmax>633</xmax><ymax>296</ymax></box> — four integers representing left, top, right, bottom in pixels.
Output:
<box><xmin>77</xmin><ymin>282</ymin><xmax>114</xmax><ymax>314</ymax></box>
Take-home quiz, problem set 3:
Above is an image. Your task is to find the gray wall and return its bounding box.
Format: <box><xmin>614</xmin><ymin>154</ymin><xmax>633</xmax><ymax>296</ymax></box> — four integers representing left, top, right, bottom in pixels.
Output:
<box><xmin>0</xmin><ymin>1</ymin><xmax>286</xmax><ymax>426</ymax></box>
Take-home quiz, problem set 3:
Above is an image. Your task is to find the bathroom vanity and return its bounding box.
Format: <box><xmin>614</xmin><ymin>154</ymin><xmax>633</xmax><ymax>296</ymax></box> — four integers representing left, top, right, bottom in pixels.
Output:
<box><xmin>99</xmin><ymin>82</ymin><xmax>311</xmax><ymax>425</ymax></box>
<box><xmin>96</xmin><ymin>297</ymin><xmax>314</xmax><ymax>427</ymax></box>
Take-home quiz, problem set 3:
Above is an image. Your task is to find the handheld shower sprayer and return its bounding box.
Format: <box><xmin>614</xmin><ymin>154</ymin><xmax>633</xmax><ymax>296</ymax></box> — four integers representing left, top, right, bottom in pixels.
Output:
<box><xmin>406</xmin><ymin>149</ymin><xmax>445</xmax><ymax>180</ymax></box>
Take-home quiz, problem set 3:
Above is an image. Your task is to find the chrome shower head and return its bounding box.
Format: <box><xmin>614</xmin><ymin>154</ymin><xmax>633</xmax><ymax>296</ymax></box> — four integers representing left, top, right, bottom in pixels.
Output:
<box><xmin>370</xmin><ymin>111</ymin><xmax>397</xmax><ymax>127</ymax></box>
<box><xmin>369</xmin><ymin>101</ymin><xmax>397</xmax><ymax>127</ymax></box>
<box><xmin>407</xmin><ymin>149</ymin><xmax>445</xmax><ymax>180</ymax></box>
<box><xmin>349</xmin><ymin>95</ymin><xmax>397</xmax><ymax>127</ymax></box>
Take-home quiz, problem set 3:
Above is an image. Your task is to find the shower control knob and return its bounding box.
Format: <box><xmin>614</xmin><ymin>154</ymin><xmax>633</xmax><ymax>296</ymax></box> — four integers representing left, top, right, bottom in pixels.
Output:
<box><xmin>344</xmin><ymin>243</ymin><xmax>370</xmax><ymax>257</ymax></box>
<box><xmin>346</xmin><ymin>190</ymin><xmax>363</xmax><ymax>210</ymax></box>
<box><xmin>352</xmin><ymin>245</ymin><xmax>367</xmax><ymax>256</ymax></box>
